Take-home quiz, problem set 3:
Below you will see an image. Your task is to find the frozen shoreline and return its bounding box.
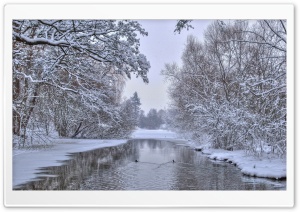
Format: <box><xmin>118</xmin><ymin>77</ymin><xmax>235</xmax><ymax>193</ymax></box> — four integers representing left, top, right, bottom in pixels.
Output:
<box><xmin>199</xmin><ymin>148</ymin><xmax>286</xmax><ymax>180</ymax></box>
<box><xmin>13</xmin><ymin>129</ymin><xmax>286</xmax><ymax>188</ymax></box>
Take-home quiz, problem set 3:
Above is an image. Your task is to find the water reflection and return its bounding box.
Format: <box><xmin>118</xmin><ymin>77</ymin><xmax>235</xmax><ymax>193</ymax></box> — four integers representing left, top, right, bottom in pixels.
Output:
<box><xmin>14</xmin><ymin>139</ymin><xmax>286</xmax><ymax>190</ymax></box>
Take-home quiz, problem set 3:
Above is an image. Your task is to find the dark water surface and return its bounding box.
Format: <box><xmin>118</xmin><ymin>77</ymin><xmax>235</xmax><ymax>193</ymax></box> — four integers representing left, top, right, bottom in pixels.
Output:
<box><xmin>15</xmin><ymin>139</ymin><xmax>286</xmax><ymax>190</ymax></box>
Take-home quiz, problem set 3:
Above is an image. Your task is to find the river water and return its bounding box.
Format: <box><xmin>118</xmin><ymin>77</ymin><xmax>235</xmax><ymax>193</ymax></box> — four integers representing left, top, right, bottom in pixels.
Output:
<box><xmin>15</xmin><ymin>139</ymin><xmax>286</xmax><ymax>190</ymax></box>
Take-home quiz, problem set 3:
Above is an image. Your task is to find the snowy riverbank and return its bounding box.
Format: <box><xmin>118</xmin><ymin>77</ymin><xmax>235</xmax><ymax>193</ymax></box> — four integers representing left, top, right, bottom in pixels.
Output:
<box><xmin>200</xmin><ymin>148</ymin><xmax>286</xmax><ymax>180</ymax></box>
<box><xmin>130</xmin><ymin>128</ymin><xmax>179</xmax><ymax>139</ymax></box>
<box><xmin>13</xmin><ymin>129</ymin><xmax>286</xmax><ymax>188</ymax></box>
<box><xmin>13</xmin><ymin>139</ymin><xmax>127</xmax><ymax>187</ymax></box>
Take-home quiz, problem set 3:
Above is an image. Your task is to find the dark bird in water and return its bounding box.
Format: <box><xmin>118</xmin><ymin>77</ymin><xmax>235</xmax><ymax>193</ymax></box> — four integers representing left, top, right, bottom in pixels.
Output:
<box><xmin>172</xmin><ymin>160</ymin><xmax>175</xmax><ymax>163</ymax></box>
<box><xmin>135</xmin><ymin>160</ymin><xmax>138</xmax><ymax>162</ymax></box>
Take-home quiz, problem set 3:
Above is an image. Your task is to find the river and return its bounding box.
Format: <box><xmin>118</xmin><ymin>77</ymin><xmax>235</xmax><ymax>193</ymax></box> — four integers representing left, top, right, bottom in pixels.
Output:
<box><xmin>14</xmin><ymin>139</ymin><xmax>286</xmax><ymax>190</ymax></box>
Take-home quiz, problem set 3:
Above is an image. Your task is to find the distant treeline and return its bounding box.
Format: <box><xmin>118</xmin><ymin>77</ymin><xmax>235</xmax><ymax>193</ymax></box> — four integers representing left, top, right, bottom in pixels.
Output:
<box><xmin>138</xmin><ymin>109</ymin><xmax>167</xmax><ymax>129</ymax></box>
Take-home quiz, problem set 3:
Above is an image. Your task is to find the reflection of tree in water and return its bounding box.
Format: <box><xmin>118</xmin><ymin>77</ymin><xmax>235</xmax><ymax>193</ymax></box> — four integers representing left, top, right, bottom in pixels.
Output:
<box><xmin>171</xmin><ymin>147</ymin><xmax>200</xmax><ymax>190</ymax></box>
<box><xmin>138</xmin><ymin>139</ymin><xmax>175</xmax><ymax>152</ymax></box>
<box><xmin>14</xmin><ymin>142</ymin><xmax>135</xmax><ymax>190</ymax></box>
<box><xmin>147</xmin><ymin>139</ymin><xmax>162</xmax><ymax>149</ymax></box>
<box><xmin>173</xmin><ymin>149</ymin><xmax>272</xmax><ymax>190</ymax></box>
<box><xmin>175</xmin><ymin>147</ymin><xmax>196</xmax><ymax>164</ymax></box>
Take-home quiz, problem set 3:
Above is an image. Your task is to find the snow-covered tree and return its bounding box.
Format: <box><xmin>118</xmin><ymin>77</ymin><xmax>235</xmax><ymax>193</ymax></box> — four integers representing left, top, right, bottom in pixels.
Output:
<box><xmin>164</xmin><ymin>20</ymin><xmax>286</xmax><ymax>156</ymax></box>
<box><xmin>12</xmin><ymin>20</ymin><xmax>151</xmax><ymax>145</ymax></box>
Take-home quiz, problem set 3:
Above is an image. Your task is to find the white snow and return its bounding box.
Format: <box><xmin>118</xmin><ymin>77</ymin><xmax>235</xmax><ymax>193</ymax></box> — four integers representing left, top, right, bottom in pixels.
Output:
<box><xmin>201</xmin><ymin>148</ymin><xmax>286</xmax><ymax>180</ymax></box>
<box><xmin>13</xmin><ymin>129</ymin><xmax>286</xmax><ymax>188</ymax></box>
<box><xmin>13</xmin><ymin>139</ymin><xmax>127</xmax><ymax>187</ymax></box>
<box><xmin>130</xmin><ymin>128</ymin><xmax>178</xmax><ymax>139</ymax></box>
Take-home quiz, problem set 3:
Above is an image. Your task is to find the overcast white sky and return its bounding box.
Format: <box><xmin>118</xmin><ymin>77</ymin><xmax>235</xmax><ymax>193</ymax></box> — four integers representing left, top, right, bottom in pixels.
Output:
<box><xmin>123</xmin><ymin>20</ymin><xmax>212</xmax><ymax>113</ymax></box>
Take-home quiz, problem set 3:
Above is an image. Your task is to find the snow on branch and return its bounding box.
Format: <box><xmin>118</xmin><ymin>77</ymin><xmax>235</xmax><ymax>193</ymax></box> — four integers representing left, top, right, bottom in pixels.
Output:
<box><xmin>13</xmin><ymin>32</ymin><xmax>70</xmax><ymax>47</ymax></box>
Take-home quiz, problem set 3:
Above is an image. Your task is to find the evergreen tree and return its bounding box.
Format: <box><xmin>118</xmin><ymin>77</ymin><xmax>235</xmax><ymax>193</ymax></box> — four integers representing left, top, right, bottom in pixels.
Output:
<box><xmin>130</xmin><ymin>92</ymin><xmax>141</xmax><ymax>126</ymax></box>
<box><xmin>138</xmin><ymin>110</ymin><xmax>146</xmax><ymax>128</ymax></box>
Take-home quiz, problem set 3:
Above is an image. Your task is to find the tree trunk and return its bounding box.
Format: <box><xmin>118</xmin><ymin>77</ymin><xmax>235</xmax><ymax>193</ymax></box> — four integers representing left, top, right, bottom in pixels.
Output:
<box><xmin>20</xmin><ymin>83</ymin><xmax>41</xmax><ymax>138</ymax></box>
<box><xmin>13</xmin><ymin>78</ymin><xmax>21</xmax><ymax>135</ymax></box>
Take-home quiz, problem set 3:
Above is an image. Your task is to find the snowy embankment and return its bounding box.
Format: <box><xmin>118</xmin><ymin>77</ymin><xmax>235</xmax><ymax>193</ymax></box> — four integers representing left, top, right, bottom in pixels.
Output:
<box><xmin>200</xmin><ymin>148</ymin><xmax>286</xmax><ymax>180</ymax></box>
<box><xmin>13</xmin><ymin>139</ymin><xmax>127</xmax><ymax>187</ymax></box>
<box><xmin>130</xmin><ymin>128</ymin><xmax>179</xmax><ymax>139</ymax></box>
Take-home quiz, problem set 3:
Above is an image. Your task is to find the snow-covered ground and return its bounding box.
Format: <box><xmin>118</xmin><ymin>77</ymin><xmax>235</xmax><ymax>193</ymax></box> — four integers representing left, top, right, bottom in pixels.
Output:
<box><xmin>130</xmin><ymin>128</ymin><xmax>178</xmax><ymax>139</ymax></box>
<box><xmin>13</xmin><ymin>128</ymin><xmax>286</xmax><ymax>188</ymax></box>
<box><xmin>13</xmin><ymin>139</ymin><xmax>127</xmax><ymax>187</ymax></box>
<box><xmin>201</xmin><ymin>148</ymin><xmax>286</xmax><ymax>180</ymax></box>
